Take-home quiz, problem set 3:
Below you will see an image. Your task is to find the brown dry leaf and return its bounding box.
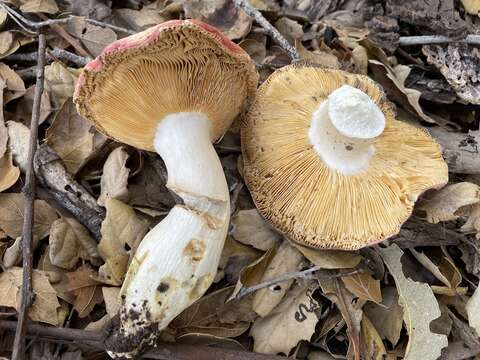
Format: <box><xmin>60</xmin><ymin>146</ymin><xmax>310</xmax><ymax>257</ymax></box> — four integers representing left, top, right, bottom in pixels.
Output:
<box><xmin>6</xmin><ymin>120</ymin><xmax>31</xmax><ymax>172</ymax></box>
<box><xmin>0</xmin><ymin>8</ymin><xmax>7</xmax><ymax>29</ymax></box>
<box><xmin>98</xmin><ymin>147</ymin><xmax>130</xmax><ymax>206</ymax></box>
<box><xmin>44</xmin><ymin>62</ymin><xmax>77</xmax><ymax>108</ymax></box>
<box><xmin>308</xmin><ymin>351</ymin><xmax>336</xmax><ymax>360</ymax></box>
<box><xmin>97</xmin><ymin>198</ymin><xmax>148</xmax><ymax>285</ymax></box>
<box><xmin>67</xmin><ymin>18</ymin><xmax>117</xmax><ymax>57</ymax></box>
<box><xmin>369</xmin><ymin>60</ymin><xmax>436</xmax><ymax>124</ymax></box>
<box><xmin>379</xmin><ymin>244</ymin><xmax>448</xmax><ymax>360</ymax></box>
<box><xmin>0</xmin><ymin>63</ymin><xmax>26</xmax><ymax>103</ymax></box>
<box><xmin>20</xmin><ymin>0</ymin><xmax>59</xmax><ymax>13</ymax></box>
<box><xmin>360</xmin><ymin>314</ymin><xmax>387</xmax><ymax>360</ymax></box>
<box><xmin>66</xmin><ymin>264</ymin><xmax>103</xmax><ymax>318</ymax></box>
<box><xmin>0</xmin><ymin>32</ymin><xmax>16</xmax><ymax>58</ymax></box>
<box><xmin>466</xmin><ymin>286</ymin><xmax>480</xmax><ymax>336</ymax></box>
<box><xmin>218</xmin><ymin>236</ymin><xmax>262</xmax><ymax>283</ymax></box>
<box><xmin>46</xmin><ymin>99</ymin><xmax>94</xmax><ymax>174</ymax></box>
<box><xmin>363</xmin><ymin>286</ymin><xmax>403</xmax><ymax>347</ymax></box>
<box><xmin>231</xmin><ymin>209</ymin><xmax>281</xmax><ymax>251</ymax></box>
<box><xmin>417</xmin><ymin>182</ymin><xmax>480</xmax><ymax>223</ymax></box>
<box><xmin>252</xmin><ymin>240</ymin><xmax>304</xmax><ymax>317</ymax></box>
<box><xmin>461</xmin><ymin>202</ymin><xmax>480</xmax><ymax>239</ymax></box>
<box><xmin>15</xmin><ymin>85</ymin><xmax>52</xmax><ymax>125</ymax></box>
<box><xmin>176</xmin><ymin>333</ymin><xmax>245</xmax><ymax>350</ymax></box>
<box><xmin>113</xmin><ymin>8</ymin><xmax>166</xmax><ymax>32</ymax></box>
<box><xmin>250</xmin><ymin>281</ymin><xmax>320</xmax><ymax>355</ymax></box>
<box><xmin>173</xmin><ymin>286</ymin><xmax>250</xmax><ymax>338</ymax></box>
<box><xmin>3</xmin><ymin>235</ymin><xmax>39</xmax><ymax>268</ymax></box>
<box><xmin>0</xmin><ymin>193</ymin><xmax>57</xmax><ymax>239</ymax></box>
<box><xmin>275</xmin><ymin>17</ymin><xmax>303</xmax><ymax>45</ymax></box>
<box><xmin>292</xmin><ymin>242</ymin><xmax>362</xmax><ymax>269</ymax></box>
<box><xmin>183</xmin><ymin>0</ymin><xmax>251</xmax><ymax>40</ymax></box>
<box><xmin>341</xmin><ymin>273</ymin><xmax>382</xmax><ymax>304</ymax></box>
<box><xmin>38</xmin><ymin>249</ymin><xmax>75</xmax><ymax>304</ymax></box>
<box><xmin>240</xmin><ymin>34</ymin><xmax>267</xmax><ymax>65</ymax></box>
<box><xmin>0</xmin><ymin>267</ymin><xmax>60</xmax><ymax>325</ymax></box>
<box><xmin>298</xmin><ymin>47</ymin><xmax>340</xmax><ymax>69</ymax></box>
<box><xmin>49</xmin><ymin>216</ymin><xmax>101</xmax><ymax>269</ymax></box>
<box><xmin>0</xmin><ymin>151</ymin><xmax>20</xmax><ymax>192</ymax></box>
<box><xmin>318</xmin><ymin>276</ymin><xmax>363</xmax><ymax>360</ymax></box>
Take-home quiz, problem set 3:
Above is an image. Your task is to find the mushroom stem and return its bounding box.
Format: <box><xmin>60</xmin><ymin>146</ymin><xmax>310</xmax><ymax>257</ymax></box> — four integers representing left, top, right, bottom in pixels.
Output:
<box><xmin>308</xmin><ymin>85</ymin><xmax>386</xmax><ymax>175</ymax></box>
<box><xmin>111</xmin><ymin>113</ymin><xmax>230</xmax><ymax>358</ymax></box>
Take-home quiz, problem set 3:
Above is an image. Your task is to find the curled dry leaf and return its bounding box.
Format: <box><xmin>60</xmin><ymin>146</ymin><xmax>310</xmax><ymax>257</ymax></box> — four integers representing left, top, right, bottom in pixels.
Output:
<box><xmin>38</xmin><ymin>249</ymin><xmax>75</xmax><ymax>304</ymax></box>
<box><xmin>15</xmin><ymin>85</ymin><xmax>52</xmax><ymax>126</ymax></box>
<box><xmin>292</xmin><ymin>242</ymin><xmax>362</xmax><ymax>269</ymax></box>
<box><xmin>66</xmin><ymin>264</ymin><xmax>103</xmax><ymax>318</ymax></box>
<box><xmin>183</xmin><ymin>0</ymin><xmax>251</xmax><ymax>40</ymax></box>
<box><xmin>360</xmin><ymin>314</ymin><xmax>386</xmax><ymax>360</ymax></box>
<box><xmin>20</xmin><ymin>0</ymin><xmax>59</xmax><ymax>14</ymax></box>
<box><xmin>250</xmin><ymin>281</ymin><xmax>320</xmax><ymax>355</ymax></box>
<box><xmin>49</xmin><ymin>216</ymin><xmax>101</xmax><ymax>269</ymax></box>
<box><xmin>97</xmin><ymin>198</ymin><xmax>148</xmax><ymax>285</ymax></box>
<box><xmin>98</xmin><ymin>146</ymin><xmax>130</xmax><ymax>206</ymax></box>
<box><xmin>0</xmin><ymin>193</ymin><xmax>57</xmax><ymax>239</ymax></box>
<box><xmin>3</xmin><ymin>235</ymin><xmax>39</xmax><ymax>268</ymax></box>
<box><xmin>0</xmin><ymin>63</ymin><xmax>26</xmax><ymax>103</ymax></box>
<box><xmin>44</xmin><ymin>62</ymin><xmax>77</xmax><ymax>108</ymax></box>
<box><xmin>341</xmin><ymin>272</ymin><xmax>382</xmax><ymax>304</ymax></box>
<box><xmin>0</xmin><ymin>267</ymin><xmax>60</xmax><ymax>325</ymax></box>
<box><xmin>231</xmin><ymin>209</ymin><xmax>281</xmax><ymax>251</ymax></box>
<box><xmin>0</xmin><ymin>31</ymin><xmax>32</xmax><ymax>59</ymax></box>
<box><xmin>46</xmin><ymin>100</ymin><xmax>94</xmax><ymax>174</ymax></box>
<box><xmin>0</xmin><ymin>151</ymin><xmax>20</xmax><ymax>192</ymax></box>
<box><xmin>6</xmin><ymin>121</ymin><xmax>31</xmax><ymax>172</ymax></box>
<box><xmin>67</xmin><ymin>18</ymin><xmax>117</xmax><ymax>57</ymax></box>
<box><xmin>379</xmin><ymin>244</ymin><xmax>448</xmax><ymax>360</ymax></box>
<box><xmin>466</xmin><ymin>285</ymin><xmax>480</xmax><ymax>336</ymax></box>
<box><xmin>417</xmin><ymin>182</ymin><xmax>480</xmax><ymax>223</ymax></box>
<box><xmin>218</xmin><ymin>236</ymin><xmax>262</xmax><ymax>284</ymax></box>
<box><xmin>253</xmin><ymin>240</ymin><xmax>304</xmax><ymax>317</ymax></box>
<box><xmin>363</xmin><ymin>286</ymin><xmax>403</xmax><ymax>347</ymax></box>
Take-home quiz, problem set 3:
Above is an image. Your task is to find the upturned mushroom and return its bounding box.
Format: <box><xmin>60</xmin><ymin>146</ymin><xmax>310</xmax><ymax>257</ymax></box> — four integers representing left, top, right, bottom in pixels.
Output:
<box><xmin>74</xmin><ymin>19</ymin><xmax>257</xmax><ymax>357</ymax></box>
<box><xmin>241</xmin><ymin>65</ymin><xmax>448</xmax><ymax>250</ymax></box>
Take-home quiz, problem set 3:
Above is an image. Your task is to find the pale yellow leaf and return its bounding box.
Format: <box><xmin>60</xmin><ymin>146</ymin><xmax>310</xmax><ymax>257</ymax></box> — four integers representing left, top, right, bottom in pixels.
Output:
<box><xmin>250</xmin><ymin>281</ymin><xmax>319</xmax><ymax>354</ymax></box>
<box><xmin>20</xmin><ymin>0</ymin><xmax>59</xmax><ymax>14</ymax></box>
<box><xmin>379</xmin><ymin>244</ymin><xmax>448</xmax><ymax>360</ymax></box>
<box><xmin>341</xmin><ymin>272</ymin><xmax>382</xmax><ymax>304</ymax></box>
<box><xmin>0</xmin><ymin>267</ymin><xmax>60</xmax><ymax>325</ymax></box>
<box><xmin>0</xmin><ymin>151</ymin><xmax>19</xmax><ymax>192</ymax></box>
<box><xmin>231</xmin><ymin>209</ymin><xmax>281</xmax><ymax>251</ymax></box>
<box><xmin>98</xmin><ymin>147</ymin><xmax>130</xmax><ymax>206</ymax></box>
<box><xmin>7</xmin><ymin>120</ymin><xmax>31</xmax><ymax>172</ymax></box>
<box><xmin>0</xmin><ymin>63</ymin><xmax>26</xmax><ymax>103</ymax></box>
<box><xmin>293</xmin><ymin>241</ymin><xmax>361</xmax><ymax>269</ymax></box>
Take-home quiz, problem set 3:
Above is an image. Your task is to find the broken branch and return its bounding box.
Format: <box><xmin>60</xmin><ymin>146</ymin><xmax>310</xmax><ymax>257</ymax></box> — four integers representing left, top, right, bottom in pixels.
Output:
<box><xmin>399</xmin><ymin>35</ymin><xmax>480</xmax><ymax>46</ymax></box>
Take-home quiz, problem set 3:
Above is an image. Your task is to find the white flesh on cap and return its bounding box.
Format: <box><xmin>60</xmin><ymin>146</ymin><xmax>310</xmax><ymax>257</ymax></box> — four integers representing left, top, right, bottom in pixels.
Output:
<box><xmin>308</xmin><ymin>85</ymin><xmax>386</xmax><ymax>175</ymax></box>
<box><xmin>113</xmin><ymin>113</ymin><xmax>230</xmax><ymax>358</ymax></box>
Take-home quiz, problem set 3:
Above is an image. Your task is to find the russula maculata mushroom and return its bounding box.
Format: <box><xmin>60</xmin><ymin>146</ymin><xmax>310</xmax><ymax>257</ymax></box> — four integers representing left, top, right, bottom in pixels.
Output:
<box><xmin>241</xmin><ymin>65</ymin><xmax>448</xmax><ymax>250</ymax></box>
<box><xmin>74</xmin><ymin>19</ymin><xmax>257</xmax><ymax>357</ymax></box>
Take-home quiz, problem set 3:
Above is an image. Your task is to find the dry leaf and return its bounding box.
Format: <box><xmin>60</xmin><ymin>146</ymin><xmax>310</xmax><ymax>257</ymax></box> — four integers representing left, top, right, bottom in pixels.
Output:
<box><xmin>466</xmin><ymin>285</ymin><xmax>480</xmax><ymax>336</ymax></box>
<box><xmin>38</xmin><ymin>249</ymin><xmax>75</xmax><ymax>304</ymax></box>
<box><xmin>15</xmin><ymin>85</ymin><xmax>52</xmax><ymax>125</ymax></box>
<box><xmin>341</xmin><ymin>272</ymin><xmax>382</xmax><ymax>304</ymax></box>
<box><xmin>417</xmin><ymin>182</ymin><xmax>480</xmax><ymax>223</ymax></box>
<box><xmin>240</xmin><ymin>34</ymin><xmax>267</xmax><ymax>65</ymax></box>
<box><xmin>0</xmin><ymin>267</ymin><xmax>60</xmax><ymax>325</ymax></box>
<box><xmin>252</xmin><ymin>240</ymin><xmax>304</xmax><ymax>317</ymax></box>
<box><xmin>7</xmin><ymin>120</ymin><xmax>32</xmax><ymax>172</ymax></box>
<box><xmin>3</xmin><ymin>235</ymin><xmax>39</xmax><ymax>268</ymax></box>
<box><xmin>461</xmin><ymin>202</ymin><xmax>480</xmax><ymax>239</ymax></box>
<box><xmin>66</xmin><ymin>264</ymin><xmax>103</xmax><ymax>318</ymax></box>
<box><xmin>98</xmin><ymin>147</ymin><xmax>130</xmax><ymax>206</ymax></box>
<box><xmin>0</xmin><ymin>32</ymin><xmax>16</xmax><ymax>58</ymax></box>
<box><xmin>67</xmin><ymin>18</ymin><xmax>117</xmax><ymax>57</ymax></box>
<box><xmin>308</xmin><ymin>351</ymin><xmax>336</xmax><ymax>360</ymax></box>
<box><xmin>113</xmin><ymin>8</ymin><xmax>166</xmax><ymax>32</ymax></box>
<box><xmin>0</xmin><ymin>63</ymin><xmax>26</xmax><ymax>103</ymax></box>
<box><xmin>46</xmin><ymin>99</ymin><xmax>94</xmax><ymax>174</ymax></box>
<box><xmin>379</xmin><ymin>244</ymin><xmax>448</xmax><ymax>360</ymax></box>
<box><xmin>49</xmin><ymin>216</ymin><xmax>101</xmax><ymax>269</ymax></box>
<box><xmin>0</xmin><ymin>151</ymin><xmax>19</xmax><ymax>192</ymax></box>
<box><xmin>293</xmin><ymin>242</ymin><xmax>362</xmax><ymax>269</ymax></box>
<box><xmin>231</xmin><ymin>209</ymin><xmax>281</xmax><ymax>251</ymax></box>
<box><xmin>44</xmin><ymin>62</ymin><xmax>77</xmax><ymax>108</ymax></box>
<box><xmin>0</xmin><ymin>193</ymin><xmax>57</xmax><ymax>239</ymax></box>
<box><xmin>461</xmin><ymin>0</ymin><xmax>480</xmax><ymax>14</ymax></box>
<box><xmin>20</xmin><ymin>0</ymin><xmax>59</xmax><ymax>14</ymax></box>
<box><xmin>218</xmin><ymin>236</ymin><xmax>262</xmax><ymax>283</ymax></box>
<box><xmin>103</xmin><ymin>286</ymin><xmax>121</xmax><ymax>317</ymax></box>
<box><xmin>250</xmin><ymin>281</ymin><xmax>320</xmax><ymax>355</ymax></box>
<box><xmin>97</xmin><ymin>198</ymin><xmax>148</xmax><ymax>285</ymax></box>
<box><xmin>363</xmin><ymin>286</ymin><xmax>403</xmax><ymax>347</ymax></box>
<box><xmin>360</xmin><ymin>314</ymin><xmax>387</xmax><ymax>360</ymax></box>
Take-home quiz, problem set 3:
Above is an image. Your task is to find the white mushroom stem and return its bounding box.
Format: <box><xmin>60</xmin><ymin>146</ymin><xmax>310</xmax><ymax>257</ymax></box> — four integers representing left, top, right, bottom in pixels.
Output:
<box><xmin>113</xmin><ymin>113</ymin><xmax>230</xmax><ymax>358</ymax></box>
<box><xmin>308</xmin><ymin>85</ymin><xmax>386</xmax><ymax>175</ymax></box>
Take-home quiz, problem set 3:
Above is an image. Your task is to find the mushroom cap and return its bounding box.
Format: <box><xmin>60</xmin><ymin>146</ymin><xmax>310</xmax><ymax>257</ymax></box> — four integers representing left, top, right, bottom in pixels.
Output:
<box><xmin>241</xmin><ymin>65</ymin><xmax>448</xmax><ymax>250</ymax></box>
<box><xmin>73</xmin><ymin>19</ymin><xmax>258</xmax><ymax>151</ymax></box>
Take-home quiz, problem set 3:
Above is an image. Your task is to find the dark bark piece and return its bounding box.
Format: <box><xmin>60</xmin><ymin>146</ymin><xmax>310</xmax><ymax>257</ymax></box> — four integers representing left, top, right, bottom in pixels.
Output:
<box><xmin>386</xmin><ymin>0</ymin><xmax>469</xmax><ymax>38</ymax></box>
<box><xmin>423</xmin><ymin>44</ymin><xmax>480</xmax><ymax>105</ymax></box>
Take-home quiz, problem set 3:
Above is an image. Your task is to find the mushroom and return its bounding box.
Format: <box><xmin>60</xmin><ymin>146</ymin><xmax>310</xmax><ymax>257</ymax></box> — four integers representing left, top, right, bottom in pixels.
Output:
<box><xmin>241</xmin><ymin>65</ymin><xmax>448</xmax><ymax>250</ymax></box>
<box><xmin>74</xmin><ymin>19</ymin><xmax>258</xmax><ymax>357</ymax></box>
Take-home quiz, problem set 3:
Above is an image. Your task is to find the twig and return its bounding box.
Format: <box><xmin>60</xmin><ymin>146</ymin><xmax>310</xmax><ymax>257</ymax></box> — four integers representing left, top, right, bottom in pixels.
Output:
<box><xmin>235</xmin><ymin>266</ymin><xmax>362</xmax><ymax>300</ymax></box>
<box><xmin>399</xmin><ymin>34</ymin><xmax>480</xmax><ymax>46</ymax></box>
<box><xmin>11</xmin><ymin>33</ymin><xmax>47</xmax><ymax>360</ymax></box>
<box><xmin>6</xmin><ymin>48</ymin><xmax>89</xmax><ymax>67</ymax></box>
<box><xmin>233</xmin><ymin>0</ymin><xmax>300</xmax><ymax>61</ymax></box>
<box><xmin>0</xmin><ymin>320</ymin><xmax>287</xmax><ymax>360</ymax></box>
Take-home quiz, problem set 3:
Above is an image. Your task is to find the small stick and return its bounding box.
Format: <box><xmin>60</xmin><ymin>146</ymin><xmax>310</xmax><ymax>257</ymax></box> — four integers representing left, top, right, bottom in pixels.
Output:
<box><xmin>235</xmin><ymin>266</ymin><xmax>362</xmax><ymax>300</ymax></box>
<box><xmin>11</xmin><ymin>33</ymin><xmax>47</xmax><ymax>360</ymax></box>
<box><xmin>233</xmin><ymin>0</ymin><xmax>300</xmax><ymax>61</ymax></box>
<box><xmin>6</xmin><ymin>48</ymin><xmax>89</xmax><ymax>67</ymax></box>
<box><xmin>399</xmin><ymin>34</ymin><xmax>480</xmax><ymax>46</ymax></box>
